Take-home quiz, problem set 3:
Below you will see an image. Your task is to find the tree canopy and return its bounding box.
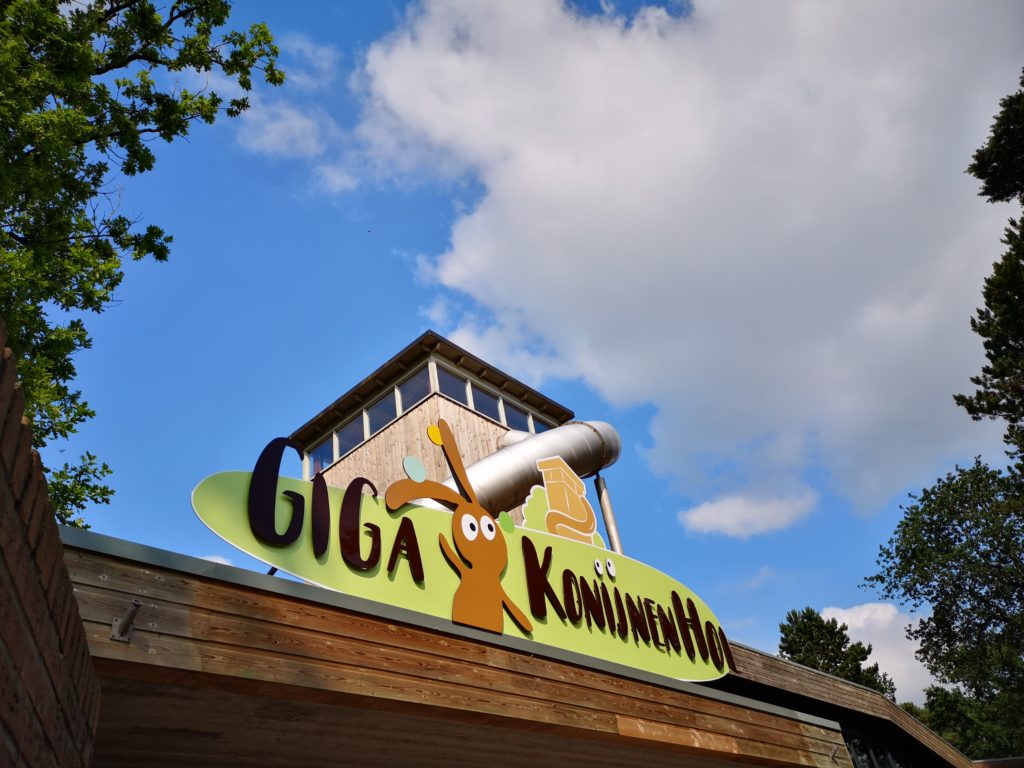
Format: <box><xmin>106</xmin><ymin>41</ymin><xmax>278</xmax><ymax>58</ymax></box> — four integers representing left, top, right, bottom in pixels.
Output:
<box><xmin>0</xmin><ymin>0</ymin><xmax>282</xmax><ymax>525</ymax></box>
<box><xmin>901</xmin><ymin>686</ymin><xmax>1024</xmax><ymax>759</ymax></box>
<box><xmin>866</xmin><ymin>67</ymin><xmax>1024</xmax><ymax>759</ymax></box>
<box><xmin>866</xmin><ymin>460</ymin><xmax>1023</xmax><ymax>700</ymax></box>
<box><xmin>955</xmin><ymin>69</ymin><xmax>1024</xmax><ymax>461</ymax></box>
<box><xmin>778</xmin><ymin>607</ymin><xmax>896</xmax><ymax>700</ymax></box>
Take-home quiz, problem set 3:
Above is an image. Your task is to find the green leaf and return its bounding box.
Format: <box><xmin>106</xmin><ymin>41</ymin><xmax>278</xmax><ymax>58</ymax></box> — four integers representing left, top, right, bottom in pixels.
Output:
<box><xmin>0</xmin><ymin>0</ymin><xmax>283</xmax><ymax>524</ymax></box>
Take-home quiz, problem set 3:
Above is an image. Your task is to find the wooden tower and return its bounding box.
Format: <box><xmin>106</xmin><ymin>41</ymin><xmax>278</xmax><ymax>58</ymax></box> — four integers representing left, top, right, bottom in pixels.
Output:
<box><xmin>290</xmin><ymin>331</ymin><xmax>574</xmax><ymax>503</ymax></box>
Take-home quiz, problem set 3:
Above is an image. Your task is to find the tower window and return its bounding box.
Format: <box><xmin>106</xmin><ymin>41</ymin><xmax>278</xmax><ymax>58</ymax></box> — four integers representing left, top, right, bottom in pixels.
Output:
<box><xmin>471</xmin><ymin>384</ymin><xmax>501</xmax><ymax>422</ymax></box>
<box><xmin>437</xmin><ymin>365</ymin><xmax>468</xmax><ymax>405</ymax></box>
<box><xmin>504</xmin><ymin>402</ymin><xmax>530</xmax><ymax>432</ymax></box>
<box><xmin>399</xmin><ymin>366</ymin><xmax>431</xmax><ymax>412</ymax></box>
<box><xmin>337</xmin><ymin>416</ymin><xmax>364</xmax><ymax>456</ymax></box>
<box><xmin>367</xmin><ymin>393</ymin><xmax>397</xmax><ymax>435</ymax></box>
<box><xmin>309</xmin><ymin>437</ymin><xmax>334</xmax><ymax>475</ymax></box>
<box><xmin>304</xmin><ymin>352</ymin><xmax>564</xmax><ymax>480</ymax></box>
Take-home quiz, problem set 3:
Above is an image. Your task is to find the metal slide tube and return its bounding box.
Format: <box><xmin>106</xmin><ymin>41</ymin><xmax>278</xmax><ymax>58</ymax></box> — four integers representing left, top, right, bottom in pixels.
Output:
<box><xmin>445</xmin><ymin>421</ymin><xmax>621</xmax><ymax>517</ymax></box>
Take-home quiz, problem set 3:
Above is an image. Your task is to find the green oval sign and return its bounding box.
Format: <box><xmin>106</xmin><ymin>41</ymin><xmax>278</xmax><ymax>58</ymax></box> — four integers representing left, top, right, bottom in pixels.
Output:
<box><xmin>192</xmin><ymin>441</ymin><xmax>735</xmax><ymax>684</ymax></box>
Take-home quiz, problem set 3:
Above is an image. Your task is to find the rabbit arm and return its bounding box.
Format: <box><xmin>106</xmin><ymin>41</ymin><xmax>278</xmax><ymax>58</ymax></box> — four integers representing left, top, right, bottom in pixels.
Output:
<box><xmin>386</xmin><ymin>478</ymin><xmax>465</xmax><ymax>511</ymax></box>
<box><xmin>502</xmin><ymin>589</ymin><xmax>533</xmax><ymax>634</ymax></box>
<box><xmin>438</xmin><ymin>533</ymin><xmax>464</xmax><ymax>576</ymax></box>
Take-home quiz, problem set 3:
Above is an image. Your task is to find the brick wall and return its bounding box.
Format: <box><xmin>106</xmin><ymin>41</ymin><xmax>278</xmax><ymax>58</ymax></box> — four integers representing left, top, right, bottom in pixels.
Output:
<box><xmin>0</xmin><ymin>321</ymin><xmax>101</xmax><ymax>767</ymax></box>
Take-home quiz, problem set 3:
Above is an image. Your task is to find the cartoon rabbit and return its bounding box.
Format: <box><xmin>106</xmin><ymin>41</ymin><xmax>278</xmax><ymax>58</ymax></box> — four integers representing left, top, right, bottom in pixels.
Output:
<box><xmin>385</xmin><ymin>419</ymin><xmax>533</xmax><ymax>635</ymax></box>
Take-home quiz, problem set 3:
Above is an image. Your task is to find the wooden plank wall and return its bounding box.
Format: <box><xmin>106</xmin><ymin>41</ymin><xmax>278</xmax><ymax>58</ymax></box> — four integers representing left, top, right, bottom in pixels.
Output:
<box><xmin>325</xmin><ymin>395</ymin><xmax>508</xmax><ymax>493</ymax></box>
<box><xmin>66</xmin><ymin>545</ymin><xmax>851</xmax><ymax>768</ymax></box>
<box><xmin>727</xmin><ymin>646</ymin><xmax>969</xmax><ymax>767</ymax></box>
<box><xmin>324</xmin><ymin>395</ymin><xmax>523</xmax><ymax>519</ymax></box>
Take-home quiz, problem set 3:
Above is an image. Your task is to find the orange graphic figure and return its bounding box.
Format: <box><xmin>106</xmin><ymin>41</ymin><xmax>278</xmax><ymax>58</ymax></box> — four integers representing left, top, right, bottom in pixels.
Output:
<box><xmin>538</xmin><ymin>456</ymin><xmax>598</xmax><ymax>544</ymax></box>
<box><xmin>385</xmin><ymin>419</ymin><xmax>533</xmax><ymax>635</ymax></box>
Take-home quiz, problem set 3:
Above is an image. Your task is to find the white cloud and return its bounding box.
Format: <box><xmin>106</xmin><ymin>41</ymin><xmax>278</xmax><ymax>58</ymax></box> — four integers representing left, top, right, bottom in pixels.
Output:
<box><xmin>280</xmin><ymin>33</ymin><xmax>342</xmax><ymax>91</ymax></box>
<box><xmin>823</xmin><ymin>602</ymin><xmax>934</xmax><ymax>705</ymax></box>
<box><xmin>315</xmin><ymin>163</ymin><xmax>358</xmax><ymax>192</ymax></box>
<box><xmin>448</xmin><ymin>321</ymin><xmax>575</xmax><ymax>386</ymax></box>
<box><xmin>422</xmin><ymin>296</ymin><xmax>451</xmax><ymax>326</ymax></box>
<box><xmin>237</xmin><ymin>100</ymin><xmax>336</xmax><ymax>158</ymax></box>
<box><xmin>351</xmin><ymin>0</ymin><xmax>1020</xmax><ymax>514</ymax></box>
<box><xmin>176</xmin><ymin>33</ymin><xmax>342</xmax><ymax>160</ymax></box>
<box><xmin>200</xmin><ymin>554</ymin><xmax>232</xmax><ymax>566</ymax></box>
<box><xmin>679</xmin><ymin>489</ymin><xmax>816</xmax><ymax>537</ymax></box>
<box><xmin>742</xmin><ymin>565</ymin><xmax>776</xmax><ymax>590</ymax></box>
<box><xmin>720</xmin><ymin>565</ymin><xmax>778</xmax><ymax>592</ymax></box>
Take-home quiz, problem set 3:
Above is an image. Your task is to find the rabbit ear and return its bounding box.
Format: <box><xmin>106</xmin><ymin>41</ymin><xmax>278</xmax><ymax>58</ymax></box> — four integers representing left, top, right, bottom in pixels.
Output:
<box><xmin>385</xmin><ymin>478</ymin><xmax>466</xmax><ymax>512</ymax></box>
<box><xmin>437</xmin><ymin>419</ymin><xmax>479</xmax><ymax>506</ymax></box>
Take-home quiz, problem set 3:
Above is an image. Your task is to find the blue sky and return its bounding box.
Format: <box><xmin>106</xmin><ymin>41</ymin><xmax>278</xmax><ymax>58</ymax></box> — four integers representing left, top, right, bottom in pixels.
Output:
<box><xmin>45</xmin><ymin>0</ymin><xmax>1024</xmax><ymax>704</ymax></box>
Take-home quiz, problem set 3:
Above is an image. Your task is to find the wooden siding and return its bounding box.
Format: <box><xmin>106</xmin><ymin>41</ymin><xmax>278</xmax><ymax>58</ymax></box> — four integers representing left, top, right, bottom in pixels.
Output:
<box><xmin>66</xmin><ymin>544</ymin><xmax>852</xmax><ymax>768</ymax></box>
<box><xmin>324</xmin><ymin>394</ymin><xmax>524</xmax><ymax>520</ymax></box>
<box><xmin>726</xmin><ymin>646</ymin><xmax>969</xmax><ymax>768</ymax></box>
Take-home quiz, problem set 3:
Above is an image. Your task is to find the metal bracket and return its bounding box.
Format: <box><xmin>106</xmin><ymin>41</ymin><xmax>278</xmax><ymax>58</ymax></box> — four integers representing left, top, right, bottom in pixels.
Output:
<box><xmin>594</xmin><ymin>473</ymin><xmax>623</xmax><ymax>555</ymax></box>
<box><xmin>110</xmin><ymin>598</ymin><xmax>142</xmax><ymax>643</ymax></box>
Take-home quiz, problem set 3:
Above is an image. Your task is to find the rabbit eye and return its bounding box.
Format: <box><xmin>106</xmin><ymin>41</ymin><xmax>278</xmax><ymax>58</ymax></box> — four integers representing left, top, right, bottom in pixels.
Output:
<box><xmin>606</xmin><ymin>559</ymin><xmax>617</xmax><ymax>579</ymax></box>
<box><xmin>461</xmin><ymin>515</ymin><xmax>479</xmax><ymax>541</ymax></box>
<box><xmin>594</xmin><ymin>558</ymin><xmax>604</xmax><ymax>576</ymax></box>
<box><xmin>481</xmin><ymin>516</ymin><xmax>496</xmax><ymax>540</ymax></box>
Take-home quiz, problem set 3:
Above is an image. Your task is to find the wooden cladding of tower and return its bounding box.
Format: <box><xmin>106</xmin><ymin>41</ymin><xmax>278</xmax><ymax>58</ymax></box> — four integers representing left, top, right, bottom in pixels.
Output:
<box><xmin>291</xmin><ymin>331</ymin><xmax>574</xmax><ymax>504</ymax></box>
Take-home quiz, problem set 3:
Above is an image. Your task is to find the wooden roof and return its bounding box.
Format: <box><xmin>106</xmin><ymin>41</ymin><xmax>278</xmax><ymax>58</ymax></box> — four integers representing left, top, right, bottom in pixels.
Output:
<box><xmin>290</xmin><ymin>330</ymin><xmax>575</xmax><ymax>448</ymax></box>
<box><xmin>713</xmin><ymin>645</ymin><xmax>969</xmax><ymax>767</ymax></box>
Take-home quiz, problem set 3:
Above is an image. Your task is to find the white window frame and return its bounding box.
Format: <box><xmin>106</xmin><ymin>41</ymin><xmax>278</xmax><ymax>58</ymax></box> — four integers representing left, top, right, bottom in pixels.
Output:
<box><xmin>303</xmin><ymin>357</ymin><xmax>554</xmax><ymax>479</ymax></box>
